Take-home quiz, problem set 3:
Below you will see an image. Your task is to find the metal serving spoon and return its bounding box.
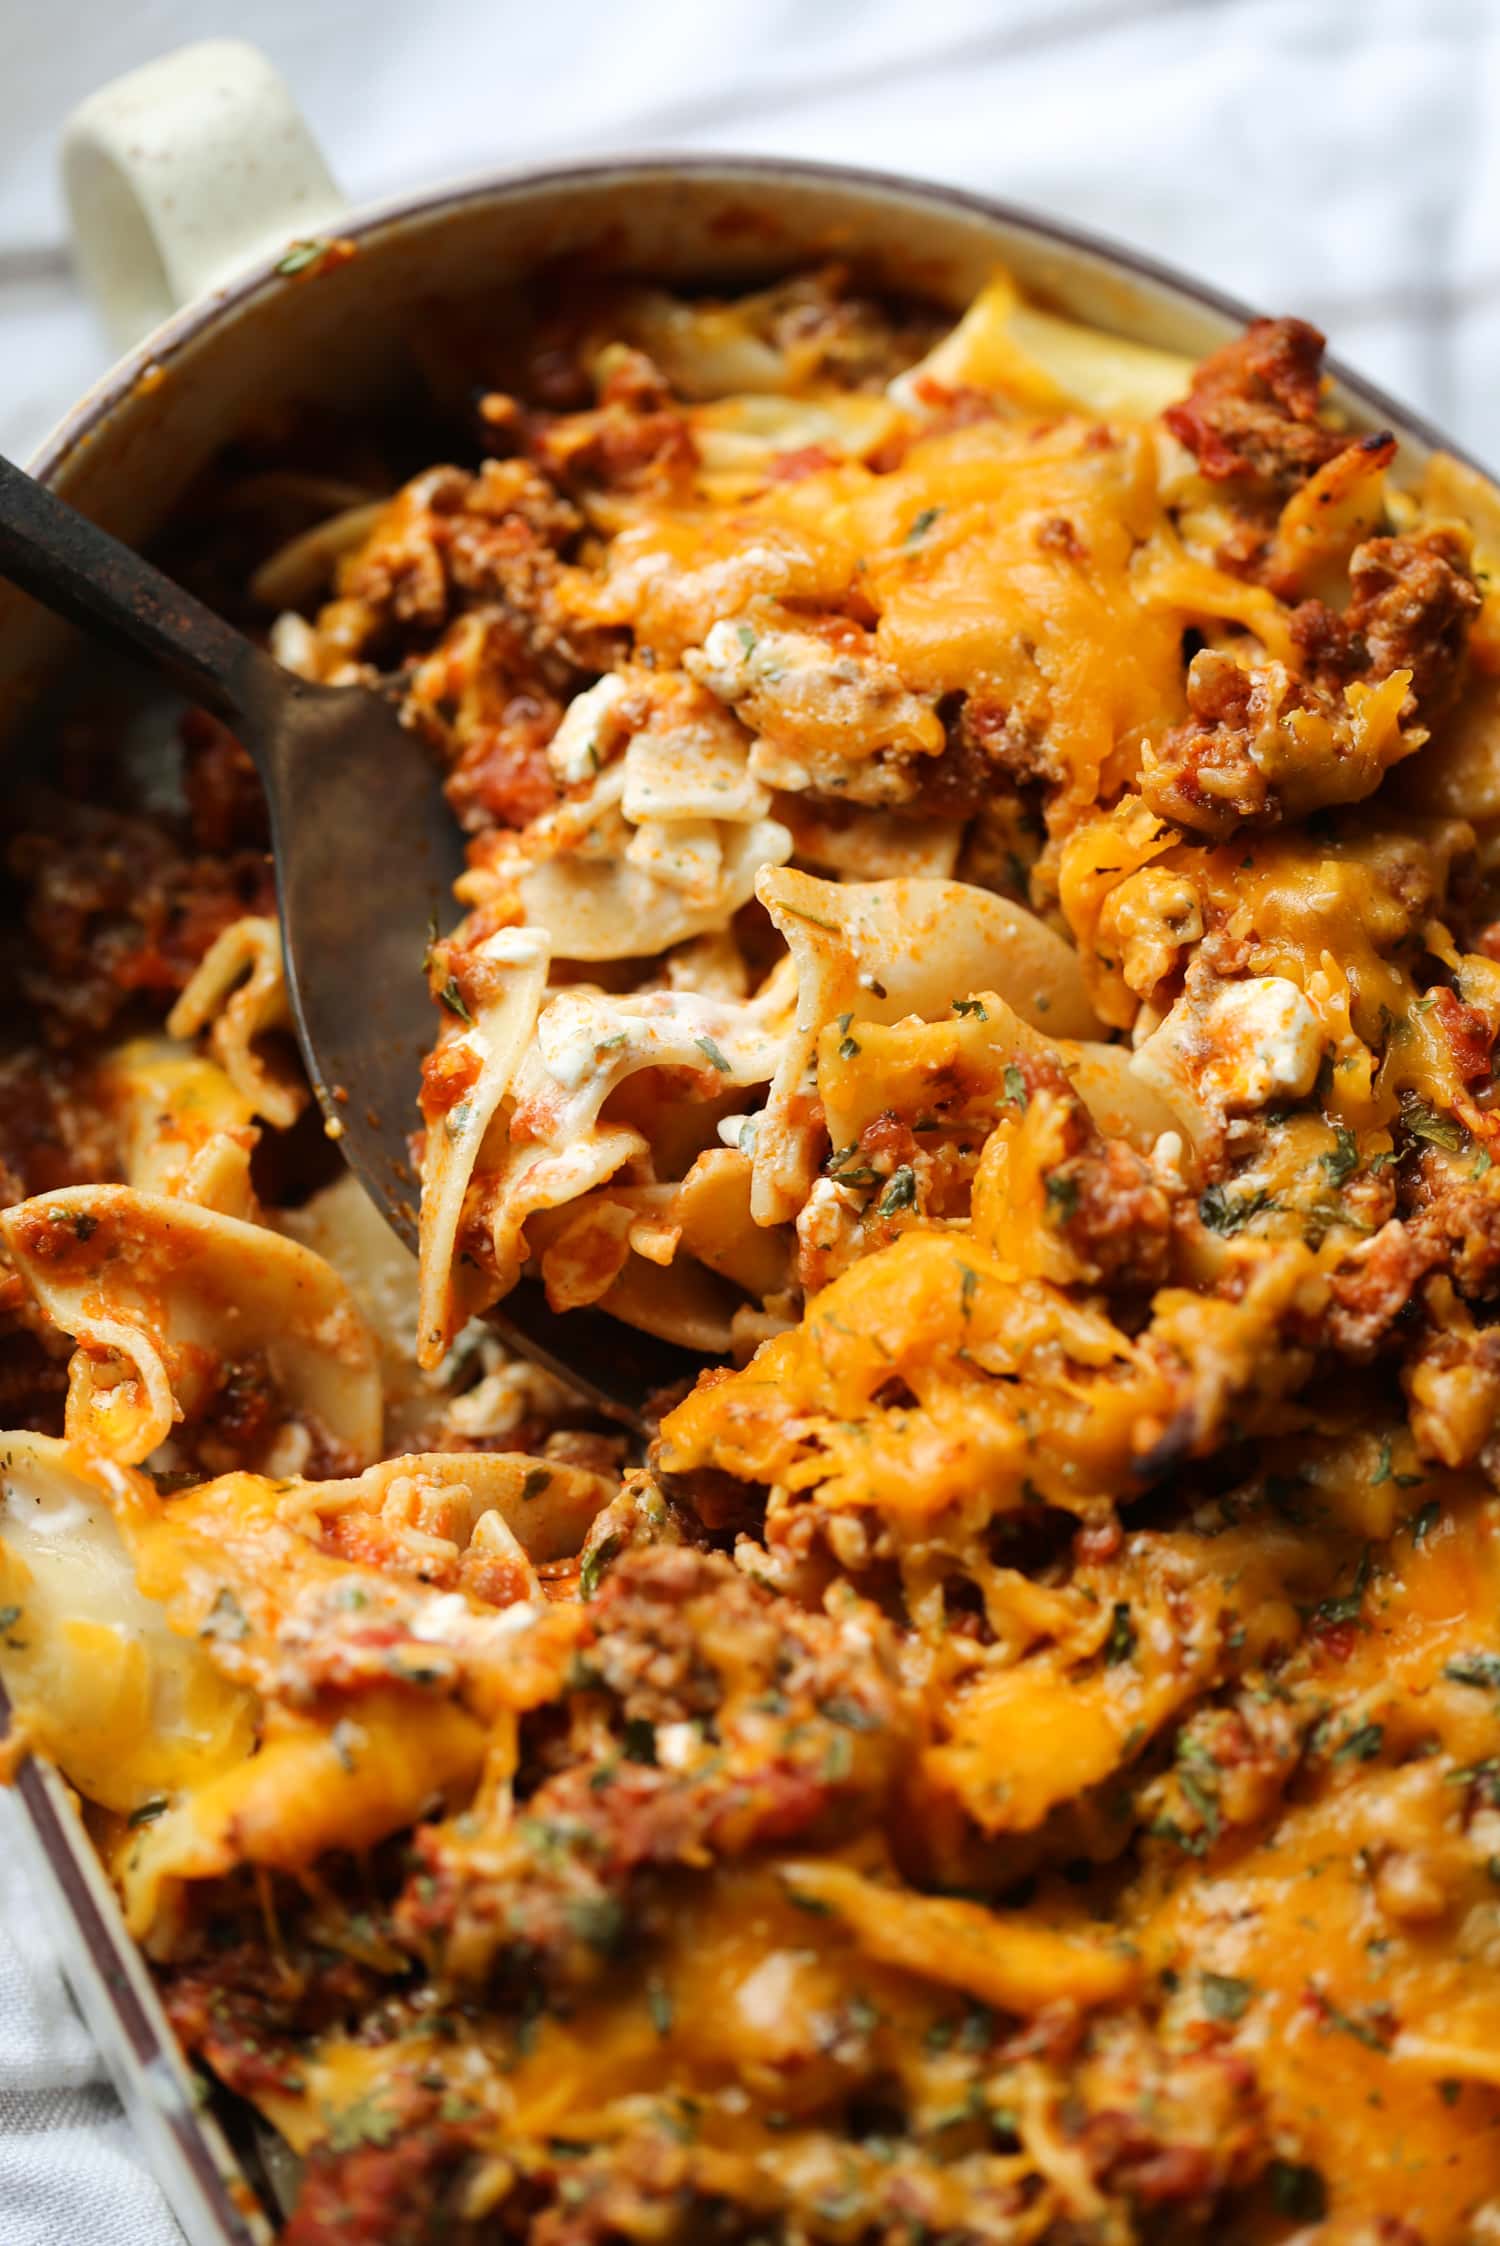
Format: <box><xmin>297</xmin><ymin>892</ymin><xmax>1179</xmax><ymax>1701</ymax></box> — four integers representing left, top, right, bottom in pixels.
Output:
<box><xmin>0</xmin><ymin>452</ymin><xmax>696</xmax><ymax>1430</ymax></box>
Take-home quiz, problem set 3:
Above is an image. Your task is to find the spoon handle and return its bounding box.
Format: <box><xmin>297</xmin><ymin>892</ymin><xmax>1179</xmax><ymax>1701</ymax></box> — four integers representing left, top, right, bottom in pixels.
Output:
<box><xmin>0</xmin><ymin>451</ymin><xmax>286</xmax><ymax>733</ymax></box>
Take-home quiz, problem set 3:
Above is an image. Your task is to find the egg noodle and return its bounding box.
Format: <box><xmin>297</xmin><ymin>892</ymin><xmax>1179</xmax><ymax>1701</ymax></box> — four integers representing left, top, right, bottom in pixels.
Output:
<box><xmin>5</xmin><ymin>263</ymin><xmax>1500</xmax><ymax>2241</ymax></box>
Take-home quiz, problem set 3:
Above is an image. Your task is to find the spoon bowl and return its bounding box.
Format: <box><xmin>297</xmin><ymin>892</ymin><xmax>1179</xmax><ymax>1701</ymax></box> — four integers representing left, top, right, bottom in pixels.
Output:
<box><xmin>0</xmin><ymin>452</ymin><xmax>696</xmax><ymax>1429</ymax></box>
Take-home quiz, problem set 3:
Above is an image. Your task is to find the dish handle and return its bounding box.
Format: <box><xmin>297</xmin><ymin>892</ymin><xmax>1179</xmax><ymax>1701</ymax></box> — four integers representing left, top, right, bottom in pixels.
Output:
<box><xmin>62</xmin><ymin>40</ymin><xmax>346</xmax><ymax>353</ymax></box>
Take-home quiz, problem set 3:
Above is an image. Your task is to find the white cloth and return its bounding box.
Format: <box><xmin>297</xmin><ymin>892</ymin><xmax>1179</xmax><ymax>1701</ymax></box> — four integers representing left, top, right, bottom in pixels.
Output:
<box><xmin>0</xmin><ymin>1</ymin><xmax>1494</xmax><ymax>2235</ymax></box>
<box><xmin>0</xmin><ymin>1803</ymin><xmax>177</xmax><ymax>2242</ymax></box>
<box><xmin>3</xmin><ymin>0</ymin><xmax>1500</xmax><ymax>468</ymax></box>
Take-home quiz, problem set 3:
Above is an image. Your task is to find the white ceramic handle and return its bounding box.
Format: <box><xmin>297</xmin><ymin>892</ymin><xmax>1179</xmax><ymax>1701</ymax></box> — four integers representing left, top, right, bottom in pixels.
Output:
<box><xmin>62</xmin><ymin>40</ymin><xmax>347</xmax><ymax>352</ymax></box>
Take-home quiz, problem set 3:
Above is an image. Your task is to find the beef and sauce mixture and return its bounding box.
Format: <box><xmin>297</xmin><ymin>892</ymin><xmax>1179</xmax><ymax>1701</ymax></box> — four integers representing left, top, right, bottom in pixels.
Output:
<box><xmin>3</xmin><ymin>265</ymin><xmax>1500</xmax><ymax>2244</ymax></box>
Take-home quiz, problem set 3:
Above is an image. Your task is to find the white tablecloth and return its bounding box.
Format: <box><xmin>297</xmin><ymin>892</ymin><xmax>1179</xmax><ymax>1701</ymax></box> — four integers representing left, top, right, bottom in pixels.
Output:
<box><xmin>0</xmin><ymin>1</ymin><xmax>1495</xmax><ymax>2235</ymax></box>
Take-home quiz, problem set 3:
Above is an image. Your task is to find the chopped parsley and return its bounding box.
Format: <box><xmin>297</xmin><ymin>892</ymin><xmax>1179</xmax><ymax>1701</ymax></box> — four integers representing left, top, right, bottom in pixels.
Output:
<box><xmin>1332</xmin><ymin>1721</ymin><xmax>1384</xmax><ymax>1764</ymax></box>
<box><xmin>579</xmin><ymin>1531</ymin><xmax>624</xmax><ymax>1601</ymax></box>
<box><xmin>520</xmin><ymin>1466</ymin><xmax>552</xmax><ymax>1502</ymax></box>
<box><xmin>1320</xmin><ymin>1124</ymin><xmax>1360</xmax><ymax>1186</ymax></box>
<box><xmin>822</xmin><ymin>1731</ymin><xmax>854</xmax><ymax>1781</ymax></box>
<box><xmin>1314</xmin><ymin>1545</ymin><xmax>1371</xmax><ymax>1628</ymax></box>
<box><xmin>1002</xmin><ymin>1063</ymin><xmax>1028</xmax><ymax>1111</ymax></box>
<box><xmin>1267</xmin><ymin>2161</ymin><xmax>1327</xmax><ymax>2220</ymax></box>
<box><xmin>1176</xmin><ymin>1738</ymin><xmax>1221</xmax><ymax>1844</ymax></box>
<box><xmin>276</xmin><ymin>239</ymin><xmax>335</xmax><ymax>277</ymax></box>
<box><xmin>1198</xmin><ymin>1183</ymin><xmax>1277</xmax><ymax>1235</ymax></box>
<box><xmin>1445</xmin><ymin>1652</ymin><xmax>1500</xmax><ymax>1691</ymax></box>
<box><xmin>47</xmin><ymin>1207</ymin><xmax>98</xmax><ymax>1242</ymax></box>
<box><xmin>878</xmin><ymin>1165</ymin><xmax>917</xmax><ymax>1216</ymax></box>
<box><xmin>820</xmin><ymin>1694</ymin><xmax>880</xmax><ymax>1732</ymax></box>
<box><xmin>785</xmin><ymin>1884</ymin><xmax>833</xmax><ymax>1916</ymax></box>
<box><xmin>951</xmin><ymin>997</ymin><xmax>988</xmax><ymax>1020</ymax></box>
<box><xmin>1447</xmin><ymin>1758</ymin><xmax>1500</xmax><ymax>1797</ymax></box>
<box><xmin>694</xmin><ymin>1034</ymin><xmax>731</xmax><ymax>1073</ymax></box>
<box><xmin>1411</xmin><ymin>1499</ymin><xmax>1441</xmax><ymax>1544</ymax></box>
<box><xmin>566</xmin><ymin>1894</ymin><xmax>626</xmax><ymax>1955</ymax></box>
<box><xmin>1200</xmin><ymin>1971</ymin><xmax>1254</xmax><ymax>2022</ymax></box>
<box><xmin>905</xmin><ymin>505</ymin><xmax>942</xmax><ymax>545</ymax></box>
<box><xmin>199</xmin><ymin>1587</ymin><xmax>250</xmax><ymax>1643</ymax></box>
<box><xmin>1103</xmin><ymin>1602</ymin><xmax>1136</xmax><ymax>1666</ymax></box>
<box><xmin>1044</xmin><ymin>1172</ymin><xmax>1080</xmax><ymax>1222</ymax></box>
<box><xmin>326</xmin><ymin>2092</ymin><xmax>400</xmax><ymax>2152</ymax></box>
<box><xmin>1400</xmin><ymin>1092</ymin><xmax>1466</xmax><ymax>1152</ymax></box>
<box><xmin>439</xmin><ymin>976</ymin><xmax>474</xmax><ymax>1025</ymax></box>
<box><xmin>1317</xmin><ymin>1994</ymin><xmax>1394</xmax><ymax>2053</ymax></box>
<box><xmin>1371</xmin><ymin>1436</ymin><xmax>1422</xmax><ymax>1488</ymax></box>
<box><xmin>126</xmin><ymin>1797</ymin><xmax>169</xmax><ymax>1829</ymax></box>
<box><xmin>647</xmin><ymin>1976</ymin><xmax>674</xmax><ymax>2037</ymax></box>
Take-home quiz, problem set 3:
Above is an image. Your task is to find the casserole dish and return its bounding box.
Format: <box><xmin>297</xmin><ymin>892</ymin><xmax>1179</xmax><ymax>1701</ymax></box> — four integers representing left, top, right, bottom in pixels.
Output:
<box><xmin>5</xmin><ymin>40</ymin><xmax>1500</xmax><ymax>2246</ymax></box>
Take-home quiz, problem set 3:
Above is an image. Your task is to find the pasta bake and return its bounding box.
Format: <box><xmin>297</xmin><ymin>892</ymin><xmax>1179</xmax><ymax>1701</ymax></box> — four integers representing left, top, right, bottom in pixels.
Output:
<box><xmin>6</xmin><ymin>259</ymin><xmax>1500</xmax><ymax>2242</ymax></box>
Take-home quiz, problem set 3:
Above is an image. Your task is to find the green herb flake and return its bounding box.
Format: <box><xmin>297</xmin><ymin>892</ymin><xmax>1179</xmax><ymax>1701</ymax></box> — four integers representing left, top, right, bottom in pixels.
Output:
<box><xmin>1045</xmin><ymin>1172</ymin><xmax>1080</xmax><ymax>1222</ymax></box>
<box><xmin>952</xmin><ymin>997</ymin><xmax>988</xmax><ymax>1020</ymax></box>
<box><xmin>1400</xmin><ymin>1092</ymin><xmax>1466</xmax><ymax>1152</ymax></box>
<box><xmin>1148</xmin><ymin>1814</ymin><xmax>1210</xmax><ymax>1859</ymax></box>
<box><xmin>520</xmin><ymin>1465</ymin><xmax>552</xmax><ymax>1502</ymax></box>
<box><xmin>1411</xmin><ymin>1499</ymin><xmax>1441</xmax><ymax>1544</ymax></box>
<box><xmin>823</xmin><ymin>1731</ymin><xmax>854</xmax><ymax>1781</ymax></box>
<box><xmin>1321</xmin><ymin>1124</ymin><xmax>1360</xmax><ymax>1187</ymax></box>
<box><xmin>1002</xmin><ymin>1063</ymin><xmax>1028</xmax><ymax>1111</ymax></box>
<box><xmin>878</xmin><ymin>1165</ymin><xmax>918</xmax><ymax>1217</ymax></box>
<box><xmin>1198</xmin><ymin>1182</ymin><xmax>1277</xmax><ymax>1235</ymax></box>
<box><xmin>1445</xmin><ymin>1652</ymin><xmax>1500</xmax><ymax>1691</ymax></box>
<box><xmin>1103</xmin><ymin>1602</ymin><xmax>1136</xmax><ymax>1667</ymax></box>
<box><xmin>1201</xmin><ymin>1971</ymin><xmax>1254</xmax><ymax>2023</ymax></box>
<box><xmin>326</xmin><ymin>2091</ymin><xmax>400</xmax><ymax>2153</ymax></box>
<box><xmin>566</xmin><ymin>1893</ymin><xmax>626</xmax><ymax>1956</ymax></box>
<box><xmin>957</xmin><ymin>1262</ymin><xmax>980</xmax><ymax>1319</ymax></box>
<box><xmin>905</xmin><ymin>505</ymin><xmax>942</xmax><ymax>546</ymax></box>
<box><xmin>1447</xmin><ymin>1758</ymin><xmax>1500</xmax><ymax>1796</ymax></box>
<box><xmin>736</xmin><ymin>623</ymin><xmax>758</xmax><ymax>656</ymax></box>
<box><xmin>647</xmin><ymin>1976</ymin><xmax>674</xmax><ymax>2037</ymax></box>
<box><xmin>127</xmin><ymin>1797</ymin><xmax>169</xmax><ymax>1829</ymax></box>
<box><xmin>439</xmin><ymin>976</ymin><xmax>474</xmax><ymax>1025</ymax></box>
<box><xmin>1332</xmin><ymin>1721</ymin><xmax>1384</xmax><ymax>1764</ymax></box>
<box><xmin>276</xmin><ymin>239</ymin><xmax>332</xmax><ymax>277</ymax></box>
<box><xmin>1318</xmin><ymin>1995</ymin><xmax>1393</xmax><ymax>2053</ymax></box>
<box><xmin>695</xmin><ymin>1034</ymin><xmax>732</xmax><ymax>1073</ymax></box>
<box><xmin>579</xmin><ymin>1531</ymin><xmax>624</xmax><ymax>1602</ymax></box>
<box><xmin>785</xmin><ymin>1885</ymin><xmax>833</xmax><ymax>1916</ymax></box>
<box><xmin>200</xmin><ymin>1587</ymin><xmax>251</xmax><ymax>1643</ymax></box>
<box><xmin>622</xmin><ymin>1716</ymin><xmax>657</xmax><ymax>1765</ymax></box>
<box><xmin>1314</xmin><ymin>1545</ymin><xmax>1371</xmax><ymax>1629</ymax></box>
<box><xmin>820</xmin><ymin>1693</ymin><xmax>880</xmax><ymax>1732</ymax></box>
<box><xmin>1268</xmin><ymin>2160</ymin><xmax>1328</xmax><ymax>2220</ymax></box>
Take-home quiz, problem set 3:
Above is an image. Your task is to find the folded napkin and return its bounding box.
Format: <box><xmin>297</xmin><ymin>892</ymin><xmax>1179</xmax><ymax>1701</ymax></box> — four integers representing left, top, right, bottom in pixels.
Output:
<box><xmin>0</xmin><ymin>2</ymin><xmax>1493</xmax><ymax>2237</ymax></box>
